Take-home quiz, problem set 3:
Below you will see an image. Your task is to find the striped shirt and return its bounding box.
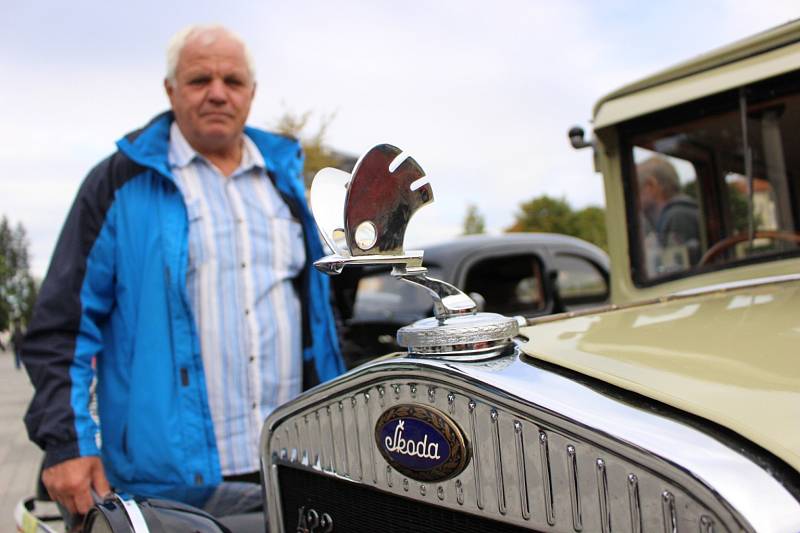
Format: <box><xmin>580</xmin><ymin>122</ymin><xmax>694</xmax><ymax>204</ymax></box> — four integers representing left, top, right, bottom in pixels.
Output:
<box><xmin>168</xmin><ymin>122</ymin><xmax>305</xmax><ymax>475</ymax></box>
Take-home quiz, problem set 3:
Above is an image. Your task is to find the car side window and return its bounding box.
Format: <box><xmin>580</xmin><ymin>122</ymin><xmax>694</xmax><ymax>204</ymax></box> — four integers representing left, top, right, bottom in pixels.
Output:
<box><xmin>463</xmin><ymin>254</ymin><xmax>545</xmax><ymax>317</ymax></box>
<box><xmin>553</xmin><ymin>253</ymin><xmax>609</xmax><ymax>307</ymax></box>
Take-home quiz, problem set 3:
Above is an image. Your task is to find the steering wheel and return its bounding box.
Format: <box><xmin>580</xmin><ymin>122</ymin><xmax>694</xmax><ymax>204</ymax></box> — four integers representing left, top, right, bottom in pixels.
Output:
<box><xmin>698</xmin><ymin>230</ymin><xmax>800</xmax><ymax>266</ymax></box>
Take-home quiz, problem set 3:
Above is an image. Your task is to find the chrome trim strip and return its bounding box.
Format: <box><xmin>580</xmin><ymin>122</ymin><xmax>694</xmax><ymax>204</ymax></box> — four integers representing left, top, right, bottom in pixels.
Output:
<box><xmin>527</xmin><ymin>273</ymin><xmax>800</xmax><ymax>326</ymax></box>
<box><xmin>338</xmin><ymin>401</ymin><xmax>350</xmax><ymax>478</ymax></box>
<box><xmin>300</xmin><ymin>416</ymin><xmax>308</xmax><ymax>466</ymax></box>
<box><xmin>262</xmin><ymin>354</ymin><xmax>800</xmax><ymax>532</ymax></box>
<box><xmin>350</xmin><ymin>397</ymin><xmax>364</xmax><ymax>481</ymax></box>
<box><xmin>513</xmin><ymin>421</ymin><xmax>531</xmax><ymax>520</ymax></box>
<box><xmin>673</xmin><ymin>272</ymin><xmax>800</xmax><ymax>296</ymax></box>
<box><xmin>595</xmin><ymin>459</ymin><xmax>610</xmax><ymax>533</ymax></box>
<box><xmin>566</xmin><ymin>444</ymin><xmax>583</xmax><ymax>531</ymax></box>
<box><xmin>539</xmin><ymin>431</ymin><xmax>556</xmax><ymax>526</ymax></box>
<box><xmin>313</xmin><ymin>411</ymin><xmax>323</xmax><ymax>469</ymax></box>
<box><xmin>468</xmin><ymin>399</ymin><xmax>484</xmax><ymax>510</ymax></box>
<box><xmin>490</xmin><ymin>409</ymin><xmax>507</xmax><ymax>515</ymax></box>
<box><xmin>324</xmin><ymin>406</ymin><xmax>336</xmax><ymax>473</ymax></box>
<box><xmin>662</xmin><ymin>491</ymin><xmax>677</xmax><ymax>533</ymax></box>
<box><xmin>364</xmin><ymin>391</ymin><xmax>378</xmax><ymax>484</ymax></box>
<box><xmin>627</xmin><ymin>473</ymin><xmax>642</xmax><ymax>533</ymax></box>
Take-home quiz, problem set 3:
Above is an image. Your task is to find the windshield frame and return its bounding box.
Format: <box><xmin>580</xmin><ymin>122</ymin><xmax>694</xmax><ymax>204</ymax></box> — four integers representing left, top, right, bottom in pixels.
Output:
<box><xmin>618</xmin><ymin>70</ymin><xmax>800</xmax><ymax>288</ymax></box>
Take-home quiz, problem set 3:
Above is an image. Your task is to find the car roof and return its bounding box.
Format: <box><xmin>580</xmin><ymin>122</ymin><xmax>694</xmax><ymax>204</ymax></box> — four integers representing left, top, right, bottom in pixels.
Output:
<box><xmin>420</xmin><ymin>233</ymin><xmax>609</xmax><ymax>271</ymax></box>
<box><xmin>593</xmin><ymin>18</ymin><xmax>800</xmax><ymax>128</ymax></box>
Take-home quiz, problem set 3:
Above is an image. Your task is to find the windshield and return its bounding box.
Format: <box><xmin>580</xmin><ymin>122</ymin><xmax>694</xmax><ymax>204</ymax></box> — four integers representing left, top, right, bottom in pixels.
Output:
<box><xmin>622</xmin><ymin>70</ymin><xmax>800</xmax><ymax>284</ymax></box>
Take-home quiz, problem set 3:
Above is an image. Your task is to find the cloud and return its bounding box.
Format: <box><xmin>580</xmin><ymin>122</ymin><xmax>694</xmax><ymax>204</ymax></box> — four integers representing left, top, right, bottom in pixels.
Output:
<box><xmin>1</xmin><ymin>1</ymin><xmax>797</xmax><ymax>276</ymax></box>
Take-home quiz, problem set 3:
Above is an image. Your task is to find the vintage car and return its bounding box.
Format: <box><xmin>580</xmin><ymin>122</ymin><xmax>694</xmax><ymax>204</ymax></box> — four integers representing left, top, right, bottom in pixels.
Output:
<box><xmin>44</xmin><ymin>19</ymin><xmax>800</xmax><ymax>533</ymax></box>
<box><xmin>333</xmin><ymin>233</ymin><xmax>609</xmax><ymax>368</ymax></box>
<box><xmin>260</xmin><ymin>19</ymin><xmax>800</xmax><ymax>533</ymax></box>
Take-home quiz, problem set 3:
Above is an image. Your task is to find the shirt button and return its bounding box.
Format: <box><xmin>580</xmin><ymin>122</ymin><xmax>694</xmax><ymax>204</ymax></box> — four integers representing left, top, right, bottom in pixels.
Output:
<box><xmin>249</xmin><ymin>356</ymin><xmax>255</xmax><ymax>362</ymax></box>
<box><xmin>251</xmin><ymin>402</ymin><xmax>257</xmax><ymax>410</ymax></box>
<box><xmin>245</xmin><ymin>309</ymin><xmax>250</xmax><ymax>315</ymax></box>
<box><xmin>241</xmin><ymin>262</ymin><xmax>246</xmax><ymax>268</ymax></box>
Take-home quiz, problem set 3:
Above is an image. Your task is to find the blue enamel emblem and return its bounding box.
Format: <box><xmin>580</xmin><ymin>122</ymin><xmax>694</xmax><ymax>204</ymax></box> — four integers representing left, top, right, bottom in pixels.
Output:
<box><xmin>379</xmin><ymin>418</ymin><xmax>451</xmax><ymax>471</ymax></box>
<box><xmin>375</xmin><ymin>404</ymin><xmax>470</xmax><ymax>482</ymax></box>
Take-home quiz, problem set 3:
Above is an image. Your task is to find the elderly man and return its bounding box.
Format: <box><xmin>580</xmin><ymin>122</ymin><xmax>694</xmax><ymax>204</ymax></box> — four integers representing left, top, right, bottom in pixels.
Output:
<box><xmin>637</xmin><ymin>156</ymin><xmax>701</xmax><ymax>272</ymax></box>
<box><xmin>22</xmin><ymin>25</ymin><xmax>344</xmax><ymax>520</ymax></box>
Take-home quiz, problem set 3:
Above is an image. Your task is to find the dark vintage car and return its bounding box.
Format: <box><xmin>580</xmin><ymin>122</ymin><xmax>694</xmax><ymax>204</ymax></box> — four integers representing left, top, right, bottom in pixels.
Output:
<box><xmin>332</xmin><ymin>233</ymin><xmax>609</xmax><ymax>368</ymax></box>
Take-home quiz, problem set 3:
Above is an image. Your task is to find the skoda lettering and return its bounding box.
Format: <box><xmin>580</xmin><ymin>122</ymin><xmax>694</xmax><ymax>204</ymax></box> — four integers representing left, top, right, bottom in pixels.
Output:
<box><xmin>385</xmin><ymin>420</ymin><xmax>442</xmax><ymax>459</ymax></box>
<box><xmin>375</xmin><ymin>404</ymin><xmax>469</xmax><ymax>482</ymax></box>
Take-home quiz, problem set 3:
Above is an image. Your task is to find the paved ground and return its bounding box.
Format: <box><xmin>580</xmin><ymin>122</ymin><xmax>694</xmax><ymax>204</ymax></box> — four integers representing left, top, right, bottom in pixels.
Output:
<box><xmin>0</xmin><ymin>348</ymin><xmax>46</xmax><ymax>531</ymax></box>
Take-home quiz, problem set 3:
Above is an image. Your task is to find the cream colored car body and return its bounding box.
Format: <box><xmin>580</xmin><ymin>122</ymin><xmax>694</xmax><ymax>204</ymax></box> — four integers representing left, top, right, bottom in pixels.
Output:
<box><xmin>520</xmin><ymin>18</ymin><xmax>800</xmax><ymax>476</ymax></box>
<box><xmin>522</xmin><ymin>276</ymin><xmax>800</xmax><ymax>472</ymax></box>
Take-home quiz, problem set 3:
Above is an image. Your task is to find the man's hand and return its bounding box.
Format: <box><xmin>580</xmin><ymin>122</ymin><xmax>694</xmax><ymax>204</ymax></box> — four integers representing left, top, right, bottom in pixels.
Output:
<box><xmin>42</xmin><ymin>456</ymin><xmax>111</xmax><ymax>516</ymax></box>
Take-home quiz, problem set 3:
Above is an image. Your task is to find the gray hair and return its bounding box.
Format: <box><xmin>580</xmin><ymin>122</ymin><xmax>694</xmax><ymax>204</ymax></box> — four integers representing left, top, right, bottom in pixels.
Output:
<box><xmin>165</xmin><ymin>25</ymin><xmax>256</xmax><ymax>85</ymax></box>
<box><xmin>637</xmin><ymin>156</ymin><xmax>681</xmax><ymax>197</ymax></box>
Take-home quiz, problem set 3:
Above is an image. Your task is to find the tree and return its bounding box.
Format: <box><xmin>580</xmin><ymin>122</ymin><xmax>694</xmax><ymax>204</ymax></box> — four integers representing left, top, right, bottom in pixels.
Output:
<box><xmin>572</xmin><ymin>206</ymin><xmax>608</xmax><ymax>251</ymax></box>
<box><xmin>506</xmin><ymin>195</ymin><xmax>607</xmax><ymax>251</ymax></box>
<box><xmin>462</xmin><ymin>204</ymin><xmax>486</xmax><ymax>235</ymax></box>
<box><xmin>0</xmin><ymin>216</ymin><xmax>38</xmax><ymax>331</ymax></box>
<box><xmin>507</xmin><ymin>196</ymin><xmax>575</xmax><ymax>235</ymax></box>
<box><xmin>273</xmin><ymin>110</ymin><xmax>356</xmax><ymax>189</ymax></box>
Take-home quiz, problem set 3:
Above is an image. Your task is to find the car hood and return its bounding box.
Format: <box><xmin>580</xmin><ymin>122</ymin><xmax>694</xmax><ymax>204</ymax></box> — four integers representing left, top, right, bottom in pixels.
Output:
<box><xmin>518</xmin><ymin>277</ymin><xmax>800</xmax><ymax>472</ymax></box>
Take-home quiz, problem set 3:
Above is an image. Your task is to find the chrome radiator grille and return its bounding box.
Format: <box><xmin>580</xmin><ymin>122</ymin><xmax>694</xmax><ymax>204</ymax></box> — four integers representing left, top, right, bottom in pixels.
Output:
<box><xmin>263</xmin><ymin>355</ymin><xmax>800</xmax><ymax>532</ymax></box>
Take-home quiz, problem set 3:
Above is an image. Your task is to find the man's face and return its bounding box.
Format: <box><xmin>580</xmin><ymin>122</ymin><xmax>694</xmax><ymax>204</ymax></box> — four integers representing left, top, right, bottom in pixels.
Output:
<box><xmin>639</xmin><ymin>175</ymin><xmax>657</xmax><ymax>210</ymax></box>
<box><xmin>165</xmin><ymin>32</ymin><xmax>255</xmax><ymax>153</ymax></box>
<box><xmin>639</xmin><ymin>174</ymin><xmax>662</xmax><ymax>225</ymax></box>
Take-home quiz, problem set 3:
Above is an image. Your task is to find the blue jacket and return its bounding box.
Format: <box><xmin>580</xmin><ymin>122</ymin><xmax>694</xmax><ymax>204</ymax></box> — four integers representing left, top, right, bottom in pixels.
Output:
<box><xmin>22</xmin><ymin>112</ymin><xmax>345</xmax><ymax>505</ymax></box>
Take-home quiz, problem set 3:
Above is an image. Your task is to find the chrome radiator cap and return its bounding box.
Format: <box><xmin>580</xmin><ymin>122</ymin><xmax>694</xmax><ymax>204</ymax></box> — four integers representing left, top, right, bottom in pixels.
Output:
<box><xmin>397</xmin><ymin>312</ymin><xmax>519</xmax><ymax>359</ymax></box>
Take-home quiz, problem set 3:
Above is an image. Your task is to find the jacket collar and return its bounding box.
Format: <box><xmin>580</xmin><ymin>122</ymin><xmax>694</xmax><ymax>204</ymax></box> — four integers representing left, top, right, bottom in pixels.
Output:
<box><xmin>116</xmin><ymin>111</ymin><xmax>280</xmax><ymax>181</ymax></box>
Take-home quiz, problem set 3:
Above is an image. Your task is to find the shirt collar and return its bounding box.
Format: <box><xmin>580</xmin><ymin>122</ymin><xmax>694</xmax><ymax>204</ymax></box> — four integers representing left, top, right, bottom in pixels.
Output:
<box><xmin>168</xmin><ymin>121</ymin><xmax>266</xmax><ymax>175</ymax></box>
<box><xmin>167</xmin><ymin>122</ymin><xmax>197</xmax><ymax>169</ymax></box>
<box><xmin>240</xmin><ymin>131</ymin><xmax>266</xmax><ymax>172</ymax></box>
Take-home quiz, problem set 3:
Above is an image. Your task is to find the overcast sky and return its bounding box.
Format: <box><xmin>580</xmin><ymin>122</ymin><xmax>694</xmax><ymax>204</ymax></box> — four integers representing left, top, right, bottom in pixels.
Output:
<box><xmin>1</xmin><ymin>1</ymin><xmax>798</xmax><ymax>277</ymax></box>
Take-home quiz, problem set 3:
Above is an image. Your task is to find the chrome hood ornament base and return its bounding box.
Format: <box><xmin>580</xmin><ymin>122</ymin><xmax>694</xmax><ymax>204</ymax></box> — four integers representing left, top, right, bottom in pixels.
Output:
<box><xmin>310</xmin><ymin>144</ymin><xmax>518</xmax><ymax>358</ymax></box>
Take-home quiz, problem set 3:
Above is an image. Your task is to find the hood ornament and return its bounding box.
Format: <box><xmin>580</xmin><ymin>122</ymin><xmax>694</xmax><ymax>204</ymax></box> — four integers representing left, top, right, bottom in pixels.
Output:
<box><xmin>310</xmin><ymin>144</ymin><xmax>518</xmax><ymax>358</ymax></box>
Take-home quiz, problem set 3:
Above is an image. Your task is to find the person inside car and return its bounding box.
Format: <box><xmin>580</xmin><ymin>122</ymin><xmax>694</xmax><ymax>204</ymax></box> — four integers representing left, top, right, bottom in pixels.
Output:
<box><xmin>637</xmin><ymin>156</ymin><xmax>701</xmax><ymax>274</ymax></box>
